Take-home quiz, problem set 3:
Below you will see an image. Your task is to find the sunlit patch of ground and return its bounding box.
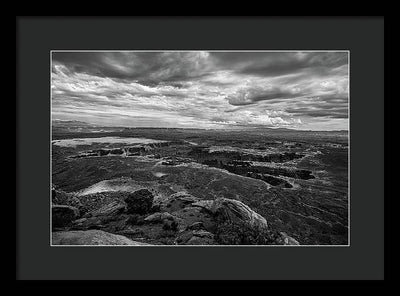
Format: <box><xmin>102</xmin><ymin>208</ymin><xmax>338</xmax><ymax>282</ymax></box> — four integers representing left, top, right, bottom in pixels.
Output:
<box><xmin>76</xmin><ymin>177</ymin><xmax>151</xmax><ymax>196</ymax></box>
<box><xmin>152</xmin><ymin>172</ymin><xmax>168</xmax><ymax>178</ymax></box>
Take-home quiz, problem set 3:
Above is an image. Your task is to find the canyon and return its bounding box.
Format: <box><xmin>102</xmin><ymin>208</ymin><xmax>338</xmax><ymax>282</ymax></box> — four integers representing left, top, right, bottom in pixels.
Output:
<box><xmin>51</xmin><ymin>125</ymin><xmax>349</xmax><ymax>245</ymax></box>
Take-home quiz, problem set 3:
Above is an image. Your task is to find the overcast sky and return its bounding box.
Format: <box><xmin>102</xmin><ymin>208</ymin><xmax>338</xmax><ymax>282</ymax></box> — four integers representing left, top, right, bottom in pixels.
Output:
<box><xmin>51</xmin><ymin>51</ymin><xmax>349</xmax><ymax>130</ymax></box>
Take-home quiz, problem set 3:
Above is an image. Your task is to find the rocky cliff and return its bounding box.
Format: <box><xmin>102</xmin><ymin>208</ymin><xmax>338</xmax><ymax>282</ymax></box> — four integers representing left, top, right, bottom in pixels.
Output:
<box><xmin>52</xmin><ymin>186</ymin><xmax>299</xmax><ymax>246</ymax></box>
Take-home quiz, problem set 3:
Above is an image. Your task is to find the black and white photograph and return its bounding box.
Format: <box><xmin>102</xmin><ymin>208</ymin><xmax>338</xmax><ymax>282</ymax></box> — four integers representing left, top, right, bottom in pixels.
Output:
<box><xmin>50</xmin><ymin>50</ymin><xmax>349</xmax><ymax>246</ymax></box>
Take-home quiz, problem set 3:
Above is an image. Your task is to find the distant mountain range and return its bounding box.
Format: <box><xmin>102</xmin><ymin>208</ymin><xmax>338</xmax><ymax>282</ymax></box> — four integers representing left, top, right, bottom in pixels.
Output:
<box><xmin>51</xmin><ymin>119</ymin><xmax>348</xmax><ymax>133</ymax></box>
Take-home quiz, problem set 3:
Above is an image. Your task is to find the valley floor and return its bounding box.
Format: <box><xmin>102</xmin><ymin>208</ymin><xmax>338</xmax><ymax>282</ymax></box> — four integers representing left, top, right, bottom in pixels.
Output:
<box><xmin>51</xmin><ymin>128</ymin><xmax>349</xmax><ymax>246</ymax></box>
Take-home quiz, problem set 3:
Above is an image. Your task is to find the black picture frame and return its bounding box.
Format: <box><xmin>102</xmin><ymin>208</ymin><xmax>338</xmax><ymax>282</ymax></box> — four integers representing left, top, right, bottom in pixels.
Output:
<box><xmin>16</xmin><ymin>16</ymin><xmax>386</xmax><ymax>281</ymax></box>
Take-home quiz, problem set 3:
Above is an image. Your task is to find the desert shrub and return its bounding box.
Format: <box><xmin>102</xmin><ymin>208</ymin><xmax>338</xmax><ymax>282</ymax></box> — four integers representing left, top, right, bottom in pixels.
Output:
<box><xmin>214</xmin><ymin>221</ymin><xmax>278</xmax><ymax>245</ymax></box>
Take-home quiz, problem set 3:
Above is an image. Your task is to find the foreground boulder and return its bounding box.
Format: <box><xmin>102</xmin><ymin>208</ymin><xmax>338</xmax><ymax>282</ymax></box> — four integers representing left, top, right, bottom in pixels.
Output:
<box><xmin>208</xmin><ymin>198</ymin><xmax>300</xmax><ymax>245</ymax></box>
<box><xmin>171</xmin><ymin>206</ymin><xmax>216</xmax><ymax>232</ymax></box>
<box><xmin>125</xmin><ymin>189</ymin><xmax>154</xmax><ymax>214</ymax></box>
<box><xmin>52</xmin><ymin>205</ymin><xmax>80</xmax><ymax>229</ymax></box>
<box><xmin>144</xmin><ymin>212</ymin><xmax>179</xmax><ymax>231</ymax></box>
<box><xmin>52</xmin><ymin>230</ymin><xmax>151</xmax><ymax>245</ymax></box>
<box><xmin>72</xmin><ymin>200</ymin><xmax>130</xmax><ymax>232</ymax></box>
<box><xmin>155</xmin><ymin>191</ymin><xmax>199</xmax><ymax>213</ymax></box>
<box><xmin>86</xmin><ymin>200</ymin><xmax>126</xmax><ymax>218</ymax></box>
<box><xmin>211</xmin><ymin>198</ymin><xmax>268</xmax><ymax>230</ymax></box>
<box><xmin>191</xmin><ymin>200</ymin><xmax>214</xmax><ymax>212</ymax></box>
<box><xmin>59</xmin><ymin>188</ymin><xmax>298</xmax><ymax>245</ymax></box>
<box><xmin>144</xmin><ymin>212</ymin><xmax>177</xmax><ymax>224</ymax></box>
<box><xmin>175</xmin><ymin>229</ymin><xmax>216</xmax><ymax>245</ymax></box>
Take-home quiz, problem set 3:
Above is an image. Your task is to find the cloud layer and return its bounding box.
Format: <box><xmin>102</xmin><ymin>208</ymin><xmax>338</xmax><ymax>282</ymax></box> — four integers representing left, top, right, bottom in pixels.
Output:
<box><xmin>51</xmin><ymin>51</ymin><xmax>349</xmax><ymax>130</ymax></box>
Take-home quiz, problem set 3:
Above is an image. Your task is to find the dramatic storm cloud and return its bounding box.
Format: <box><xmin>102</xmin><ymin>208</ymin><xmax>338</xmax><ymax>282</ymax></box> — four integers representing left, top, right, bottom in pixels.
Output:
<box><xmin>51</xmin><ymin>51</ymin><xmax>349</xmax><ymax>130</ymax></box>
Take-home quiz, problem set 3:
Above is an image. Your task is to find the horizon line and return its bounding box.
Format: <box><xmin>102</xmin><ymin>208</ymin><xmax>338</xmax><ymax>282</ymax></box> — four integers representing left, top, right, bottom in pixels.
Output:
<box><xmin>51</xmin><ymin>119</ymin><xmax>349</xmax><ymax>132</ymax></box>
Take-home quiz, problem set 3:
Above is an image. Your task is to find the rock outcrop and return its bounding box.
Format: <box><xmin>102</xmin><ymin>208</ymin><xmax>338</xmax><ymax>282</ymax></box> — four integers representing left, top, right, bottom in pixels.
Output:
<box><xmin>191</xmin><ymin>200</ymin><xmax>214</xmax><ymax>212</ymax></box>
<box><xmin>144</xmin><ymin>212</ymin><xmax>179</xmax><ymax>231</ymax></box>
<box><xmin>155</xmin><ymin>191</ymin><xmax>199</xmax><ymax>213</ymax></box>
<box><xmin>175</xmin><ymin>229</ymin><xmax>216</xmax><ymax>245</ymax></box>
<box><xmin>69</xmin><ymin>142</ymin><xmax>174</xmax><ymax>159</ymax></box>
<box><xmin>86</xmin><ymin>200</ymin><xmax>126</xmax><ymax>218</ymax></box>
<box><xmin>189</xmin><ymin>146</ymin><xmax>305</xmax><ymax>163</ymax></box>
<box><xmin>52</xmin><ymin>230</ymin><xmax>150</xmax><ymax>245</ymax></box>
<box><xmin>211</xmin><ymin>198</ymin><xmax>269</xmax><ymax>231</ymax></box>
<box><xmin>144</xmin><ymin>212</ymin><xmax>176</xmax><ymax>223</ymax></box>
<box><xmin>51</xmin><ymin>186</ymin><xmax>299</xmax><ymax>246</ymax></box>
<box><xmin>186</xmin><ymin>146</ymin><xmax>314</xmax><ymax>188</ymax></box>
<box><xmin>148</xmin><ymin>193</ymin><xmax>216</xmax><ymax>233</ymax></box>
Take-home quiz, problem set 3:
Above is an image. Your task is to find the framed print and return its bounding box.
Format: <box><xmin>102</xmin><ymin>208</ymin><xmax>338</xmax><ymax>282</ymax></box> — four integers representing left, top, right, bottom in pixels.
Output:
<box><xmin>17</xmin><ymin>16</ymin><xmax>385</xmax><ymax>280</ymax></box>
<box><xmin>50</xmin><ymin>50</ymin><xmax>349</xmax><ymax>247</ymax></box>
